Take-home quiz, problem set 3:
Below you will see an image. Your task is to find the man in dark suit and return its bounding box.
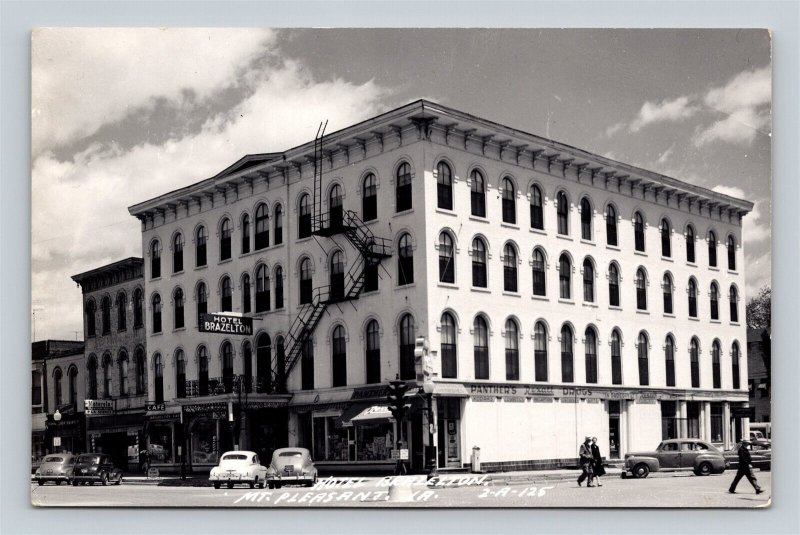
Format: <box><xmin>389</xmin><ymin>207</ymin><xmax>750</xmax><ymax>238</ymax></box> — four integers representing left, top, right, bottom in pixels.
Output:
<box><xmin>577</xmin><ymin>436</ymin><xmax>594</xmax><ymax>487</ymax></box>
<box><xmin>728</xmin><ymin>440</ymin><xmax>763</xmax><ymax>494</ymax></box>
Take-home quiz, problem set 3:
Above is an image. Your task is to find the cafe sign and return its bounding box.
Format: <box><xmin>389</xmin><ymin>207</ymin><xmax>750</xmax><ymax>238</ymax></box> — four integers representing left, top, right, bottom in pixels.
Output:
<box><xmin>199</xmin><ymin>313</ymin><xmax>253</xmax><ymax>336</ymax></box>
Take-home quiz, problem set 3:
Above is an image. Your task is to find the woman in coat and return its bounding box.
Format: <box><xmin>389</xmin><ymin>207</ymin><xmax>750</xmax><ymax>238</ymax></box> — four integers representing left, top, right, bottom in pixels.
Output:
<box><xmin>591</xmin><ymin>437</ymin><xmax>605</xmax><ymax>486</ymax></box>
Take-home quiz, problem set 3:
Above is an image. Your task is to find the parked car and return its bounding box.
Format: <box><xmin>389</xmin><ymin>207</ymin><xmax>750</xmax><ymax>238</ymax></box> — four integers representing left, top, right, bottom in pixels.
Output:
<box><xmin>624</xmin><ymin>439</ymin><xmax>727</xmax><ymax>478</ymax></box>
<box><xmin>724</xmin><ymin>442</ymin><xmax>771</xmax><ymax>471</ymax></box>
<box><xmin>71</xmin><ymin>454</ymin><xmax>123</xmax><ymax>486</ymax></box>
<box><xmin>34</xmin><ymin>454</ymin><xmax>75</xmax><ymax>485</ymax></box>
<box><xmin>265</xmin><ymin>448</ymin><xmax>318</xmax><ymax>489</ymax></box>
<box><xmin>209</xmin><ymin>451</ymin><xmax>268</xmax><ymax>489</ymax></box>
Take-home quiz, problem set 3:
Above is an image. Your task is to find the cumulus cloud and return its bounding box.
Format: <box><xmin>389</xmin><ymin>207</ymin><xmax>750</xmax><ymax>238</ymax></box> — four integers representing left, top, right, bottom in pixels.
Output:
<box><xmin>604</xmin><ymin>122</ymin><xmax>624</xmax><ymax>137</ymax></box>
<box><xmin>629</xmin><ymin>96</ymin><xmax>697</xmax><ymax>132</ymax></box>
<box><xmin>712</xmin><ymin>185</ymin><xmax>771</xmax><ymax>246</ymax></box>
<box><xmin>31</xmin><ymin>30</ymin><xmax>389</xmax><ymax>340</ymax></box>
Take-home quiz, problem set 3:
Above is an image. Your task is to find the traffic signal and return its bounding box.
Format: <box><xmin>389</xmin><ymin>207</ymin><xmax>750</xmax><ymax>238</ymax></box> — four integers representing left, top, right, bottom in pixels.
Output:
<box><xmin>386</xmin><ymin>379</ymin><xmax>411</xmax><ymax>422</ymax></box>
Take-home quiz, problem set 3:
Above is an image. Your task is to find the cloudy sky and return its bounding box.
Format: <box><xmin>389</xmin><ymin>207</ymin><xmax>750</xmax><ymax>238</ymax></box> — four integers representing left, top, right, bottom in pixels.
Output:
<box><xmin>31</xmin><ymin>28</ymin><xmax>771</xmax><ymax>341</ymax></box>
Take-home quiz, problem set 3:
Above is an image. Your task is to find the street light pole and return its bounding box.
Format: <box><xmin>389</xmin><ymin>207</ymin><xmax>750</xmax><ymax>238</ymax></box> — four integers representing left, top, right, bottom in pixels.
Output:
<box><xmin>53</xmin><ymin>409</ymin><xmax>62</xmax><ymax>454</ymax></box>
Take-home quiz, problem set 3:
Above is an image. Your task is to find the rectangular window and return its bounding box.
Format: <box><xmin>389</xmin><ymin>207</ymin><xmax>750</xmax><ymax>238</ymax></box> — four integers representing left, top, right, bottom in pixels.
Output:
<box><xmin>363</xmin><ymin>195</ymin><xmax>377</xmax><ymax>222</ymax></box>
<box><xmin>396</xmin><ymin>183</ymin><xmax>412</xmax><ymax>213</ymax></box>
<box><xmin>505</xmin><ymin>349</ymin><xmax>519</xmax><ymax>381</ymax></box>
<box><xmin>474</xmin><ymin>347</ymin><xmax>489</xmax><ymax>380</ymax></box>
<box><xmin>441</xmin><ymin>343</ymin><xmax>457</xmax><ymax>379</ymax></box>
<box><xmin>196</xmin><ymin>242</ymin><xmax>207</xmax><ymax>267</ymax></box>
<box><xmin>585</xmin><ymin>354</ymin><xmax>597</xmax><ymax>384</ymax></box>
<box><xmin>534</xmin><ymin>351</ymin><xmax>547</xmax><ymax>382</ymax></box>
<box><xmin>363</xmin><ymin>262</ymin><xmax>379</xmax><ymax>293</ymax></box>
<box><xmin>471</xmin><ymin>190</ymin><xmax>486</xmax><ymax>218</ymax></box>
<box><xmin>732</xmin><ymin>360</ymin><xmax>740</xmax><ymax>389</ymax></box>
<box><xmin>472</xmin><ymin>261</ymin><xmax>487</xmax><ymax>288</ymax></box>
<box><xmin>503</xmin><ymin>266</ymin><xmax>517</xmax><ymax>292</ymax></box>
<box><xmin>666</xmin><ymin>358</ymin><xmax>675</xmax><ymax>387</ymax></box>
<box><xmin>437</xmin><ymin>182</ymin><xmax>452</xmax><ymax>210</ymax></box>
<box><xmin>561</xmin><ymin>351</ymin><xmax>574</xmax><ymax>383</ymax></box>
<box><xmin>611</xmin><ymin>355</ymin><xmax>622</xmax><ymax>385</ymax></box>
<box><xmin>299</xmin><ymin>214</ymin><xmax>312</xmax><ymax>239</ymax></box>
<box><xmin>439</xmin><ymin>255</ymin><xmax>454</xmax><ymax>284</ymax></box>
<box><xmin>638</xmin><ymin>356</ymin><xmax>649</xmax><ymax>386</ymax></box>
<box><xmin>400</xmin><ymin>343</ymin><xmax>415</xmax><ymax>380</ymax></box>
<box><xmin>531</xmin><ymin>205</ymin><xmax>544</xmax><ymax>230</ymax></box>
<box><xmin>689</xmin><ymin>296</ymin><xmax>697</xmax><ymax>318</ymax></box>
<box><xmin>533</xmin><ymin>266</ymin><xmax>546</xmax><ymax>296</ymax></box>
<box><xmin>664</xmin><ymin>291</ymin><xmax>673</xmax><ymax>314</ymax></box>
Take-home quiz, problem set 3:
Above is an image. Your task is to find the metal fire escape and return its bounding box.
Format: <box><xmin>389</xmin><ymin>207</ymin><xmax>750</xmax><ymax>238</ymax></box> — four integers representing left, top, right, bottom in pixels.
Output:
<box><xmin>271</xmin><ymin>123</ymin><xmax>392</xmax><ymax>391</ymax></box>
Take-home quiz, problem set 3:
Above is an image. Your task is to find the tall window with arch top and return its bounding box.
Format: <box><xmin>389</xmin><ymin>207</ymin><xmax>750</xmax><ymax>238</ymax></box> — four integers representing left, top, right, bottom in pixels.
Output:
<box><xmin>708</xmin><ymin>230</ymin><xmax>717</xmax><ymax>267</ymax></box>
<box><xmin>530</xmin><ymin>184</ymin><xmax>544</xmax><ymax>230</ymax></box>
<box><xmin>727</xmin><ymin>235</ymin><xmax>736</xmax><ymax>271</ymax></box>
<box><xmin>606</xmin><ymin>205</ymin><xmax>618</xmax><ymax>246</ymax></box>
<box><xmin>440</xmin><ymin>313</ymin><xmax>457</xmax><ymax>379</ymax></box>
<box><xmin>686</xmin><ymin>225</ymin><xmax>695</xmax><ymax>263</ymax></box>
<box><xmin>220</xmin><ymin>218</ymin><xmax>232</xmax><ymax>260</ymax></box>
<box><xmin>436</xmin><ymin>161</ymin><xmax>453</xmax><ymax>210</ymax></box>
<box><xmin>471</xmin><ymin>238</ymin><xmax>487</xmax><ymax>288</ymax></box>
<box><xmin>637</xmin><ymin>332</ymin><xmax>649</xmax><ymax>386</ymax></box>
<box><xmin>471</xmin><ymin>169</ymin><xmax>486</xmax><ymax>217</ymax></box>
<box><xmin>505</xmin><ymin>319</ymin><xmax>519</xmax><ymax>380</ymax></box>
<box><xmin>634</xmin><ymin>212</ymin><xmax>645</xmax><ymax>252</ymax></box>
<box><xmin>556</xmin><ymin>192</ymin><xmax>569</xmax><ymax>235</ymax></box>
<box><xmin>396</xmin><ymin>162</ymin><xmax>412</xmax><ymax>212</ymax></box>
<box><xmin>398</xmin><ymin>233</ymin><xmax>414</xmax><ymax>286</ymax></box>
<box><xmin>534</xmin><ymin>321</ymin><xmax>548</xmax><ymax>381</ymax></box>
<box><xmin>399</xmin><ymin>314</ymin><xmax>415</xmax><ymax>380</ymax></box>
<box><xmin>151</xmin><ymin>240</ymin><xmax>161</xmax><ymax>279</ymax></box>
<box><xmin>665</xmin><ymin>335</ymin><xmax>676</xmax><ymax>387</ymax></box>
<box><xmin>439</xmin><ymin>233</ymin><xmax>455</xmax><ymax>284</ymax></box>
<box><xmin>173</xmin><ymin>233</ymin><xmax>184</xmax><ymax>273</ymax></box>
<box><xmin>712</xmin><ymin>340</ymin><xmax>721</xmax><ymax>389</ymax></box>
<box><xmin>196</xmin><ymin>226</ymin><xmax>207</xmax><ymax>267</ymax></box>
<box><xmin>365</xmin><ymin>320</ymin><xmax>381</xmax><ymax>384</ymax></box>
<box><xmin>255</xmin><ymin>204</ymin><xmax>269</xmax><ymax>250</ymax></box>
<box><xmin>331</xmin><ymin>325</ymin><xmax>347</xmax><ymax>387</ymax></box>
<box><xmin>611</xmin><ymin>329</ymin><xmax>622</xmax><ymax>385</ymax></box>
<box><xmin>362</xmin><ymin>173</ymin><xmax>377</xmax><ymax>222</ymax></box>
<box><xmin>729</xmin><ymin>285</ymin><xmax>739</xmax><ymax>323</ymax></box>
<box><xmin>585</xmin><ymin>327</ymin><xmax>598</xmax><ymax>384</ymax></box>
<box><xmin>298</xmin><ymin>194</ymin><xmax>311</xmax><ymax>239</ymax></box>
<box><xmin>580</xmin><ymin>198</ymin><xmax>592</xmax><ymax>240</ymax></box>
<box><xmin>661</xmin><ymin>219</ymin><xmax>671</xmax><ymax>257</ymax></box>
<box><xmin>473</xmin><ymin>316</ymin><xmax>489</xmax><ymax>380</ymax></box>
<box><xmin>220</xmin><ymin>276</ymin><xmax>232</xmax><ymax>312</ymax></box>
<box><xmin>501</xmin><ymin>178</ymin><xmax>516</xmax><ymax>224</ymax></box>
<box><xmin>503</xmin><ymin>244</ymin><xmax>517</xmax><ymax>292</ymax></box>
<box><xmin>690</xmin><ymin>338</ymin><xmax>700</xmax><ymax>388</ymax></box>
<box><xmin>560</xmin><ymin>324</ymin><xmax>574</xmax><ymax>383</ymax></box>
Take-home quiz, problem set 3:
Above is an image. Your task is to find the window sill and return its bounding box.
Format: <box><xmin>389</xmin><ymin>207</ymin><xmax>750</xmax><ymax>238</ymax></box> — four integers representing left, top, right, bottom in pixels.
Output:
<box><xmin>636</xmin><ymin>309</ymin><xmax>650</xmax><ymax>315</ymax></box>
<box><xmin>558</xmin><ymin>298</ymin><xmax>575</xmax><ymax>305</ymax></box>
<box><xmin>393</xmin><ymin>209</ymin><xmax>414</xmax><ymax>218</ymax></box>
<box><xmin>500</xmin><ymin>222</ymin><xmax>520</xmax><ymax>230</ymax></box>
<box><xmin>194</xmin><ymin>265</ymin><xmax>208</xmax><ymax>271</ymax></box>
<box><xmin>709</xmin><ymin>266</ymin><xmax>720</xmax><ymax>272</ymax></box>
<box><xmin>661</xmin><ymin>256</ymin><xmax>673</xmax><ymax>263</ymax></box>
<box><xmin>582</xmin><ymin>302</ymin><xmax>598</xmax><ymax>308</ymax></box>
<box><xmin>395</xmin><ymin>283</ymin><xmax>416</xmax><ymax>291</ymax></box>
<box><xmin>634</xmin><ymin>250</ymin><xmax>647</xmax><ymax>257</ymax></box>
<box><xmin>556</xmin><ymin>234</ymin><xmax>573</xmax><ymax>242</ymax></box>
<box><xmin>580</xmin><ymin>239</ymin><xmax>596</xmax><ymax>247</ymax></box>
<box><xmin>218</xmin><ymin>258</ymin><xmax>233</xmax><ymax>265</ymax></box>
<box><xmin>435</xmin><ymin>208</ymin><xmax>458</xmax><ymax>217</ymax></box>
<box><xmin>471</xmin><ymin>287</ymin><xmax>491</xmax><ymax>294</ymax></box>
<box><xmin>502</xmin><ymin>291</ymin><xmax>522</xmax><ymax>298</ymax></box>
<box><xmin>606</xmin><ymin>244</ymin><xmax>621</xmax><ymax>251</ymax></box>
<box><xmin>469</xmin><ymin>215</ymin><xmax>490</xmax><ymax>224</ymax></box>
<box><xmin>172</xmin><ymin>270</ymin><xmax>185</xmax><ymax>277</ymax></box>
<box><xmin>437</xmin><ymin>282</ymin><xmax>459</xmax><ymax>290</ymax></box>
<box><xmin>296</xmin><ymin>236</ymin><xmax>313</xmax><ymax>244</ymax></box>
<box><xmin>117</xmin><ymin>329</ymin><xmax>127</xmax><ymax>333</ymax></box>
<box><xmin>151</xmin><ymin>276</ymin><xmax>162</xmax><ymax>282</ymax></box>
<box><xmin>151</xmin><ymin>332</ymin><xmax>162</xmax><ymax>336</ymax></box>
<box><xmin>531</xmin><ymin>294</ymin><xmax>548</xmax><ymax>301</ymax></box>
<box><xmin>688</xmin><ymin>316</ymin><xmax>700</xmax><ymax>322</ymax></box>
<box><xmin>361</xmin><ymin>289</ymin><xmax>380</xmax><ymax>297</ymax></box>
<box><xmin>173</xmin><ymin>327</ymin><xmax>186</xmax><ymax>333</ymax></box>
<box><xmin>731</xmin><ymin>321</ymin><xmax>740</xmax><ymax>327</ymax></box>
<box><xmin>728</xmin><ymin>270</ymin><xmax>738</xmax><ymax>276</ymax></box>
<box><xmin>663</xmin><ymin>313</ymin><xmax>676</xmax><ymax>318</ymax></box>
<box><xmin>529</xmin><ymin>227</ymin><xmax>546</xmax><ymax>235</ymax></box>
<box><xmin>710</xmin><ymin>319</ymin><xmax>721</xmax><ymax>324</ymax></box>
<box><xmin>608</xmin><ymin>305</ymin><xmax>622</xmax><ymax>311</ymax></box>
<box><xmin>686</xmin><ymin>262</ymin><xmax>697</xmax><ymax>268</ymax></box>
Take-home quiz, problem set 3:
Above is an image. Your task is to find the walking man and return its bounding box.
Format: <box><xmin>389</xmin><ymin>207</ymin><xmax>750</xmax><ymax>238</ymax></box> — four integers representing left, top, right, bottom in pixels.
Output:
<box><xmin>728</xmin><ymin>440</ymin><xmax>763</xmax><ymax>495</ymax></box>
<box><xmin>577</xmin><ymin>436</ymin><xmax>594</xmax><ymax>487</ymax></box>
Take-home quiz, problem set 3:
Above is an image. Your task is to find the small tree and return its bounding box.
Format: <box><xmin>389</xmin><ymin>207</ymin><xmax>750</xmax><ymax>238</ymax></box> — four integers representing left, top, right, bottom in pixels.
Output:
<box><xmin>746</xmin><ymin>286</ymin><xmax>771</xmax><ymax>331</ymax></box>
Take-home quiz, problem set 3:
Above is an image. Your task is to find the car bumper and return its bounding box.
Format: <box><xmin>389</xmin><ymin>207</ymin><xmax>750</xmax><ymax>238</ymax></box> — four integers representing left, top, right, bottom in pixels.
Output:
<box><xmin>266</xmin><ymin>474</ymin><xmax>313</xmax><ymax>483</ymax></box>
<box><xmin>34</xmin><ymin>474</ymin><xmax>71</xmax><ymax>481</ymax></box>
<box><xmin>209</xmin><ymin>474</ymin><xmax>255</xmax><ymax>482</ymax></box>
<box><xmin>71</xmin><ymin>474</ymin><xmax>103</xmax><ymax>481</ymax></box>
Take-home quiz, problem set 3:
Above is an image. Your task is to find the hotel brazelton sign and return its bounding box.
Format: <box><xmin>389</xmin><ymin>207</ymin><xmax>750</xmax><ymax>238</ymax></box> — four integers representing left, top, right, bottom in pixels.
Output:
<box><xmin>199</xmin><ymin>313</ymin><xmax>253</xmax><ymax>336</ymax></box>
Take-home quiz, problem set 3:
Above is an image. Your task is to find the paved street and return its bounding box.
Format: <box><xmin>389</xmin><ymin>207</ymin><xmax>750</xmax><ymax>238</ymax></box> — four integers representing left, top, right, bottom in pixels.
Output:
<box><xmin>31</xmin><ymin>471</ymin><xmax>771</xmax><ymax>508</ymax></box>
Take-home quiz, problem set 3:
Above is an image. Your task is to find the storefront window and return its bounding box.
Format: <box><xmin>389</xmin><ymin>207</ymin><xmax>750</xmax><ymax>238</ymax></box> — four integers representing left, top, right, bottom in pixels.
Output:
<box><xmin>710</xmin><ymin>403</ymin><xmax>724</xmax><ymax>443</ymax></box>
<box><xmin>312</xmin><ymin>416</ymin><xmax>350</xmax><ymax>462</ymax></box>
<box><xmin>356</xmin><ymin>423</ymin><xmax>393</xmax><ymax>462</ymax></box>
<box><xmin>148</xmin><ymin>423</ymin><xmax>173</xmax><ymax>464</ymax></box>
<box><xmin>191</xmin><ymin>418</ymin><xmax>217</xmax><ymax>465</ymax></box>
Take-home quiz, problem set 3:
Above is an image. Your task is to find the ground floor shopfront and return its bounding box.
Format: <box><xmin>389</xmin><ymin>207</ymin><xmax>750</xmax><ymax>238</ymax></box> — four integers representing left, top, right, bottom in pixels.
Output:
<box><xmin>86</xmin><ymin>412</ymin><xmax>144</xmax><ymax>471</ymax></box>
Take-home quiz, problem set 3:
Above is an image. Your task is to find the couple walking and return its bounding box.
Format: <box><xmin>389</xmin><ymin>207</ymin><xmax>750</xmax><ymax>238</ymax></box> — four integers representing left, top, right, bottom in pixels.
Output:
<box><xmin>577</xmin><ymin>436</ymin><xmax>605</xmax><ymax>487</ymax></box>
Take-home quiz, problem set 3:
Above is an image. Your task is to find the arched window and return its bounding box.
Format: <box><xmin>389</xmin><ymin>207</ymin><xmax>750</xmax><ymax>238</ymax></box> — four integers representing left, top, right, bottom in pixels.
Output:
<box><xmin>330</xmin><ymin>251</ymin><xmax>345</xmax><ymax>300</ymax></box>
<box><xmin>175</xmin><ymin>349</ymin><xmax>185</xmax><ymax>398</ymax></box>
<box><xmin>665</xmin><ymin>335</ymin><xmax>676</xmax><ymax>387</ymax></box>
<box><xmin>471</xmin><ymin>238</ymin><xmax>487</xmax><ymax>288</ymax></box>
<box><xmin>530</xmin><ymin>184</ymin><xmax>544</xmax><ymax>230</ymax></box>
<box><xmin>501</xmin><ymin>177</ymin><xmax>516</xmax><ymax>224</ymax></box>
<box><xmin>362</xmin><ymin>173</ymin><xmax>377</xmax><ymax>221</ymax></box>
<box><xmin>436</xmin><ymin>161</ymin><xmax>453</xmax><ymax>210</ymax></box>
<box><xmin>332</xmin><ymin>325</ymin><xmax>347</xmax><ymax>387</ymax></box>
<box><xmin>133</xmin><ymin>289</ymin><xmax>143</xmax><ymax>328</ymax></box>
<box><xmin>151</xmin><ymin>240</ymin><xmax>161</xmax><ymax>279</ymax></box>
<box><xmin>471</xmin><ymin>169</ymin><xmax>486</xmax><ymax>218</ymax></box>
<box><xmin>686</xmin><ymin>225</ymin><xmax>695</xmax><ymax>263</ymax></box>
<box><xmin>242</xmin><ymin>341</ymin><xmax>253</xmax><ymax>393</ymax></box>
<box><xmin>102</xmin><ymin>354</ymin><xmax>113</xmax><ymax>398</ymax></box>
<box><xmin>727</xmin><ymin>236</ymin><xmax>736</xmax><ymax>271</ymax></box>
<box><xmin>174</xmin><ymin>288</ymin><xmax>184</xmax><ymax>329</ymax></box>
<box><xmin>580</xmin><ymin>198</ymin><xmax>592</xmax><ymax>240</ymax></box>
<box><xmin>729</xmin><ymin>286</ymin><xmax>739</xmax><ymax>323</ymax></box>
<box><xmin>301</xmin><ymin>337</ymin><xmax>314</xmax><ymax>390</ymax></box>
<box><xmin>559</xmin><ymin>254</ymin><xmax>571</xmax><ymax>300</ymax></box>
<box><xmin>198</xmin><ymin>346</ymin><xmax>209</xmax><ymax>396</ymax></box>
<box><xmin>101</xmin><ymin>296</ymin><xmax>111</xmax><ymax>335</ymax></box>
<box><xmin>365</xmin><ymin>320</ymin><xmax>381</xmax><ymax>384</ymax></box>
<box><xmin>86</xmin><ymin>299</ymin><xmax>96</xmax><ymax>337</ymax></box>
<box><xmin>274</xmin><ymin>266</ymin><xmax>284</xmax><ymax>309</ymax></box>
<box><xmin>222</xmin><ymin>342</ymin><xmax>234</xmax><ymax>393</ymax></box>
<box><xmin>690</xmin><ymin>338</ymin><xmax>700</xmax><ymax>388</ymax></box>
<box><xmin>556</xmin><ymin>191</ymin><xmax>569</xmax><ymax>235</ymax></box>
<box><xmin>274</xmin><ymin>205</ymin><xmax>283</xmax><ymax>245</ymax></box>
<box><xmin>582</xmin><ymin>258</ymin><xmax>594</xmax><ymax>302</ymax></box>
<box><xmin>398</xmin><ymin>233</ymin><xmax>414</xmax><ymax>286</ymax></box>
<box><xmin>134</xmin><ymin>348</ymin><xmax>145</xmax><ymax>395</ymax></box>
<box><xmin>532</xmin><ymin>248</ymin><xmax>546</xmax><ymax>296</ymax></box>
<box><xmin>611</xmin><ymin>330</ymin><xmax>622</xmax><ymax>385</ymax></box>
<box><xmin>254</xmin><ymin>204</ymin><xmax>269</xmax><ymax>250</ymax></box>
<box><xmin>256</xmin><ymin>265</ymin><xmax>270</xmax><ymax>312</ymax></box>
<box><xmin>87</xmin><ymin>355</ymin><xmax>98</xmax><ymax>399</ymax></box>
<box><xmin>220</xmin><ymin>276</ymin><xmax>232</xmax><ymax>312</ymax></box>
<box><xmin>637</xmin><ymin>332</ymin><xmax>649</xmax><ymax>386</ymax></box>
<box><xmin>505</xmin><ymin>319</ymin><xmax>519</xmax><ymax>380</ymax></box>
<box><xmin>710</xmin><ymin>282</ymin><xmax>720</xmax><ymax>320</ymax></box>
<box><xmin>473</xmin><ymin>316</ymin><xmax>489</xmax><ymax>380</ymax></box>
<box><xmin>560</xmin><ymin>325</ymin><xmax>574</xmax><ymax>383</ymax></box>
<box><xmin>731</xmin><ymin>342</ymin><xmax>741</xmax><ymax>389</ymax></box>
<box><xmin>634</xmin><ymin>212</ymin><xmax>645</xmax><ymax>252</ymax></box>
<box><xmin>241</xmin><ymin>214</ymin><xmax>251</xmax><ymax>254</ymax></box>
<box><xmin>53</xmin><ymin>367</ymin><xmax>63</xmax><ymax>406</ymax></box>
<box><xmin>68</xmin><ymin>366</ymin><xmax>78</xmax><ymax>406</ymax></box>
<box><xmin>636</xmin><ymin>268</ymin><xmax>647</xmax><ymax>310</ymax></box>
<box><xmin>503</xmin><ymin>244</ymin><xmax>518</xmax><ymax>292</ymax></box>
<box><xmin>151</xmin><ymin>293</ymin><xmax>162</xmax><ymax>333</ymax></box>
<box><xmin>196</xmin><ymin>282</ymin><xmax>207</xmax><ymax>326</ymax></box>
<box><xmin>534</xmin><ymin>321</ymin><xmax>548</xmax><ymax>381</ymax></box>
<box><xmin>256</xmin><ymin>333</ymin><xmax>271</xmax><ymax>393</ymax></box>
<box><xmin>663</xmin><ymin>274</ymin><xmax>674</xmax><ymax>314</ymax></box>
<box><xmin>242</xmin><ymin>274</ymin><xmax>251</xmax><ymax>314</ymax></box>
<box><xmin>299</xmin><ymin>258</ymin><xmax>312</xmax><ymax>304</ymax></box>
<box><xmin>329</xmin><ymin>184</ymin><xmax>344</xmax><ymax>229</ymax></box>
<box><xmin>661</xmin><ymin>219</ymin><xmax>671</xmax><ymax>257</ymax></box>
<box><xmin>396</xmin><ymin>162</ymin><xmax>412</xmax><ymax>212</ymax></box>
<box><xmin>606</xmin><ymin>205</ymin><xmax>618</xmax><ymax>246</ymax></box>
<box><xmin>585</xmin><ymin>327</ymin><xmax>598</xmax><ymax>384</ymax></box>
<box><xmin>153</xmin><ymin>353</ymin><xmax>164</xmax><ymax>404</ymax></box>
<box><xmin>220</xmin><ymin>218</ymin><xmax>232</xmax><ymax>261</ymax></box>
<box><xmin>441</xmin><ymin>313</ymin><xmax>457</xmax><ymax>378</ymax></box>
<box><xmin>298</xmin><ymin>194</ymin><xmax>311</xmax><ymax>239</ymax></box>
<box><xmin>608</xmin><ymin>264</ymin><xmax>620</xmax><ymax>307</ymax></box>
<box><xmin>399</xmin><ymin>314</ymin><xmax>415</xmax><ymax>380</ymax></box>
<box><xmin>712</xmin><ymin>340</ymin><xmax>721</xmax><ymax>389</ymax></box>
<box><xmin>173</xmin><ymin>232</ymin><xmax>184</xmax><ymax>273</ymax></box>
<box><xmin>196</xmin><ymin>225</ymin><xmax>207</xmax><ymax>267</ymax></box>
<box><xmin>688</xmin><ymin>278</ymin><xmax>698</xmax><ymax>318</ymax></box>
<box><xmin>439</xmin><ymin>232</ymin><xmax>455</xmax><ymax>284</ymax></box>
<box><xmin>116</xmin><ymin>292</ymin><xmax>127</xmax><ymax>331</ymax></box>
<box><xmin>708</xmin><ymin>231</ymin><xmax>717</xmax><ymax>267</ymax></box>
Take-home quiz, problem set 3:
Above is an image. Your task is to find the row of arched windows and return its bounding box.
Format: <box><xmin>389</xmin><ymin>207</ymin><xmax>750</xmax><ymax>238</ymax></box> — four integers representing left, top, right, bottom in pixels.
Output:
<box><xmin>84</xmin><ymin>347</ymin><xmax>146</xmax><ymax>400</ymax></box>
<box><xmin>51</xmin><ymin>365</ymin><xmax>79</xmax><ymax>407</ymax></box>
<box><xmin>85</xmin><ymin>289</ymin><xmax>144</xmax><ymax>337</ymax></box>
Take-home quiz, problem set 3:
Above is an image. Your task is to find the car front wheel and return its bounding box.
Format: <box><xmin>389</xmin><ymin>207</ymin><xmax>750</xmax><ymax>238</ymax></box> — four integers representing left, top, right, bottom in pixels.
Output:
<box><xmin>55</xmin><ymin>480</ymin><xmax>63</xmax><ymax>486</ymax></box>
<box><xmin>213</xmin><ymin>482</ymin><xmax>221</xmax><ymax>489</ymax></box>
<box><xmin>696</xmin><ymin>462</ymin><xmax>712</xmax><ymax>476</ymax></box>
<box><xmin>633</xmin><ymin>463</ymin><xmax>650</xmax><ymax>478</ymax></box>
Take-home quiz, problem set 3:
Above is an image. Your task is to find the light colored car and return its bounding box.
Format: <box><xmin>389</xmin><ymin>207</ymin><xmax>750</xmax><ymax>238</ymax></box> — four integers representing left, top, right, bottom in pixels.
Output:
<box><xmin>624</xmin><ymin>439</ymin><xmax>727</xmax><ymax>478</ymax></box>
<box><xmin>209</xmin><ymin>451</ymin><xmax>267</xmax><ymax>489</ymax></box>
<box><xmin>34</xmin><ymin>454</ymin><xmax>75</xmax><ymax>485</ymax></box>
<box><xmin>265</xmin><ymin>448</ymin><xmax>318</xmax><ymax>489</ymax></box>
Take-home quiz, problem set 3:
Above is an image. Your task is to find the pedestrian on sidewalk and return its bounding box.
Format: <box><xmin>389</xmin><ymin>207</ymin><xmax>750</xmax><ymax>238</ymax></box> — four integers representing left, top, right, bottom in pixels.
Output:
<box><xmin>577</xmin><ymin>436</ymin><xmax>594</xmax><ymax>487</ymax></box>
<box><xmin>728</xmin><ymin>440</ymin><xmax>763</xmax><ymax>495</ymax></box>
<box><xmin>591</xmin><ymin>437</ymin><xmax>605</xmax><ymax>486</ymax></box>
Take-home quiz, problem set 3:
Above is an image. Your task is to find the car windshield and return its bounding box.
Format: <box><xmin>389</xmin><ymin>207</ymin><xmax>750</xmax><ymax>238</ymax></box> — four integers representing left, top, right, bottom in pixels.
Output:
<box><xmin>222</xmin><ymin>454</ymin><xmax>248</xmax><ymax>461</ymax></box>
<box><xmin>77</xmin><ymin>455</ymin><xmax>100</xmax><ymax>463</ymax></box>
<box><xmin>43</xmin><ymin>456</ymin><xmax>63</xmax><ymax>463</ymax></box>
<box><xmin>278</xmin><ymin>451</ymin><xmax>303</xmax><ymax>458</ymax></box>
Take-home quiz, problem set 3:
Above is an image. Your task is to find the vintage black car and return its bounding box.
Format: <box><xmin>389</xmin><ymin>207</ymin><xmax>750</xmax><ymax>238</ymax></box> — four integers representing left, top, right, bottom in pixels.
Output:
<box><xmin>71</xmin><ymin>454</ymin><xmax>123</xmax><ymax>486</ymax></box>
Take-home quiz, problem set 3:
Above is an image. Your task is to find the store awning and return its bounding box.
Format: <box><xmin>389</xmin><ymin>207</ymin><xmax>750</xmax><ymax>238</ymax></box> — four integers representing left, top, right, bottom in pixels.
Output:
<box><xmin>338</xmin><ymin>404</ymin><xmax>393</xmax><ymax>427</ymax></box>
<box><xmin>432</xmin><ymin>383</ymin><xmax>470</xmax><ymax>397</ymax></box>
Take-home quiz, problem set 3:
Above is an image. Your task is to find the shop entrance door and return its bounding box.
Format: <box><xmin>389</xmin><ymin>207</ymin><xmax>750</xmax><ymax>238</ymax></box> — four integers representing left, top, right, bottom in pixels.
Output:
<box><xmin>98</xmin><ymin>432</ymin><xmax>128</xmax><ymax>469</ymax></box>
<box><xmin>436</xmin><ymin>398</ymin><xmax>462</xmax><ymax>469</ymax></box>
<box><xmin>608</xmin><ymin>400</ymin><xmax>621</xmax><ymax>459</ymax></box>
